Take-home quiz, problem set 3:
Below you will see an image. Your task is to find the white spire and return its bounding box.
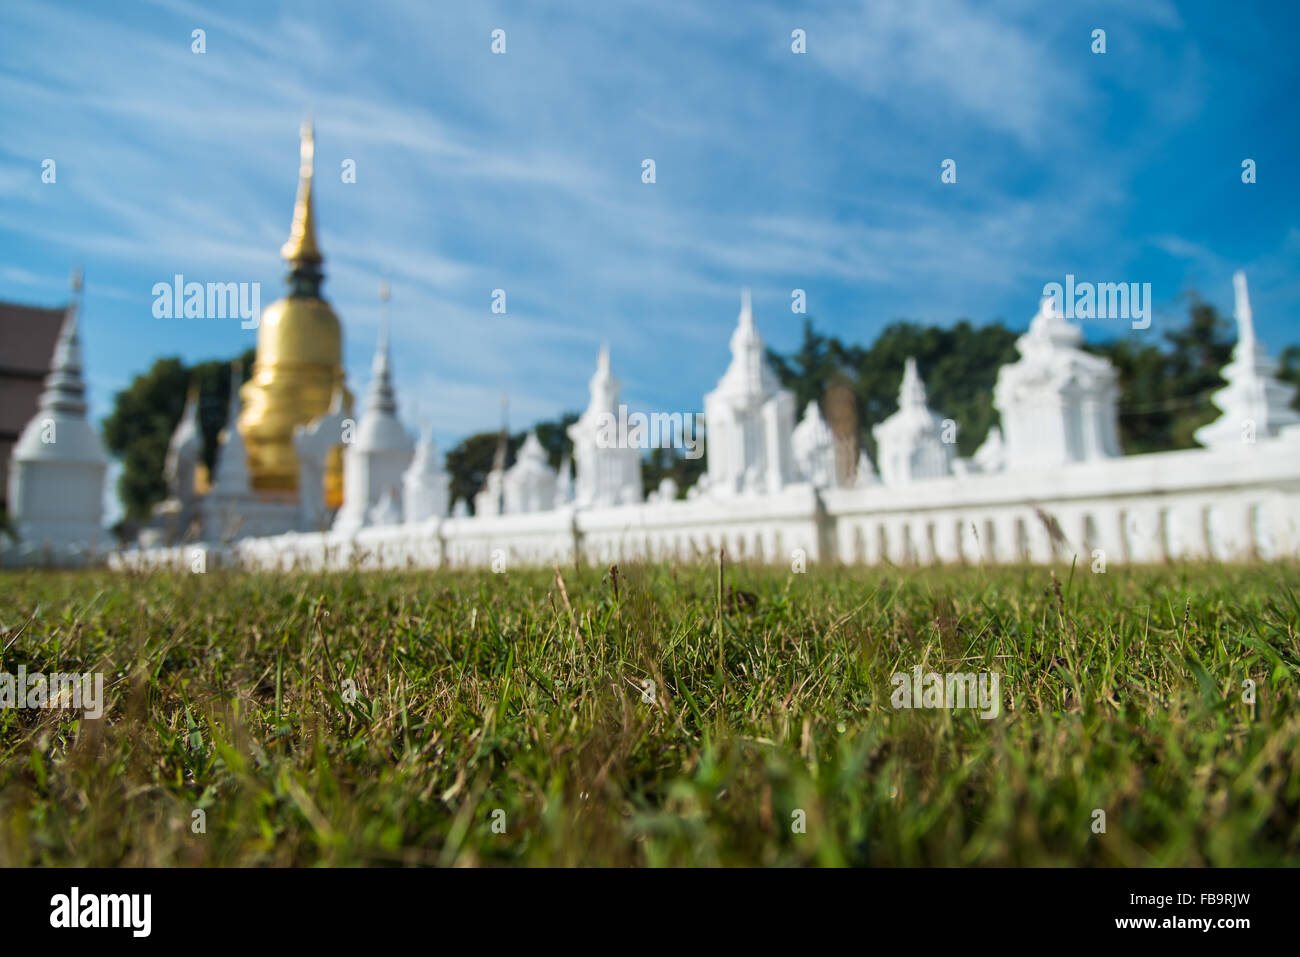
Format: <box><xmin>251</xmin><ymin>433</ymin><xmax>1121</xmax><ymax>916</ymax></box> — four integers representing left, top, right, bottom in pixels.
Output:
<box><xmin>327</xmin><ymin>381</ymin><xmax>346</xmax><ymax>416</ymax></box>
<box><xmin>1195</xmin><ymin>270</ymin><xmax>1300</xmax><ymax>448</ymax></box>
<box><xmin>163</xmin><ymin>384</ymin><xmax>202</xmax><ymax>501</ymax></box>
<box><xmin>973</xmin><ymin>423</ymin><xmax>1006</xmax><ymax>474</ymax></box>
<box><xmin>701</xmin><ymin>289</ymin><xmax>797</xmax><ymax>496</ymax></box>
<box><xmin>12</xmin><ymin>289</ymin><xmax>104</xmax><ymax>463</ymax></box>
<box><xmin>1234</xmin><ymin>270</ymin><xmax>1257</xmax><ymax>352</ymax></box>
<box><xmin>366</xmin><ymin>306</ymin><xmax>397</xmax><ymax>419</ymax></box>
<box><xmin>567</xmin><ymin>345</ymin><xmax>643</xmax><ymax>507</ymax></box>
<box><xmin>212</xmin><ymin>362</ymin><xmax>252</xmax><ymax>496</ymax></box>
<box><xmin>791</xmin><ymin>400</ymin><xmax>837</xmax><ymax>489</ymax></box>
<box><xmin>335</xmin><ymin>282</ymin><xmax>415</xmax><ymax>532</ymax></box>
<box><xmin>353</xmin><ymin>284</ymin><xmax>412</xmax><ymax>454</ymax></box>
<box><xmin>516</xmin><ymin>431</ymin><xmax>548</xmax><ymax>465</ymax></box>
<box><xmin>587</xmin><ymin>342</ymin><xmax>618</xmax><ymax>412</ymax></box>
<box><xmin>39</xmin><ymin>303</ymin><xmax>89</xmax><ymax>419</ymax></box>
<box><xmin>872</xmin><ymin>357</ymin><xmax>952</xmax><ymax>486</ymax></box>
<box><xmin>1025</xmin><ymin>294</ymin><xmax>1083</xmax><ymax>352</ymax></box>
<box><xmin>405</xmin><ymin>418</ymin><xmax>441</xmax><ymax>476</ymax></box>
<box><xmin>719</xmin><ymin>288</ymin><xmax>778</xmax><ymax>399</ymax></box>
<box><xmin>7</xmin><ymin>276</ymin><xmax>107</xmax><ymax>551</ymax></box>
<box><xmin>899</xmin><ymin>357</ymin><xmax>927</xmax><ymax>409</ymax></box>
<box><xmin>503</xmin><ymin>431</ymin><xmax>557</xmax><ymax>513</ymax></box>
<box><xmin>402</xmin><ymin>417</ymin><xmax>450</xmax><ymax>522</ymax></box>
<box><xmin>554</xmin><ymin>452</ymin><xmax>575</xmax><ymax>506</ymax></box>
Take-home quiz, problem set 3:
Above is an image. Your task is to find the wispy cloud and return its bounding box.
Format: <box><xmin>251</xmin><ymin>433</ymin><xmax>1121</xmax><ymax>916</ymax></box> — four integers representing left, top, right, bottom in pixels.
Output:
<box><xmin>0</xmin><ymin>0</ymin><xmax>1295</xmax><ymax>480</ymax></box>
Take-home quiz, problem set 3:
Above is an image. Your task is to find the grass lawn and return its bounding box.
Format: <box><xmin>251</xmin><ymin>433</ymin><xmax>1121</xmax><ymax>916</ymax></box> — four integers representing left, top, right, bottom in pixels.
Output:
<box><xmin>0</xmin><ymin>559</ymin><xmax>1297</xmax><ymax>866</ymax></box>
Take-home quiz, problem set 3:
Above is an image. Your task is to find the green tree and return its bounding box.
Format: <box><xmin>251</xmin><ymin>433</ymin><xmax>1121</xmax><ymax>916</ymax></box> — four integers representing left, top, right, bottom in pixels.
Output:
<box><xmin>443</xmin><ymin>413</ymin><xmax>577</xmax><ymax>513</ymax></box>
<box><xmin>765</xmin><ymin>299</ymin><xmax>1256</xmax><ymax>463</ymax></box>
<box><xmin>532</xmin><ymin>413</ymin><xmax>579</xmax><ymax>470</ymax></box>
<box><xmin>766</xmin><ymin>319</ymin><xmax>842</xmax><ymax>414</ymax></box>
<box><xmin>444</xmin><ymin>431</ymin><xmax>514</xmax><ymax>512</ymax></box>
<box><xmin>1278</xmin><ymin>344</ymin><xmax>1300</xmax><ymax>410</ymax></box>
<box><xmin>1088</xmin><ymin>297</ymin><xmax>1233</xmax><ymax>453</ymax></box>
<box><xmin>768</xmin><ymin>318</ymin><xmax>1018</xmax><ymax>459</ymax></box>
<box><xmin>102</xmin><ymin>349</ymin><xmax>255</xmax><ymax>520</ymax></box>
<box><xmin>641</xmin><ymin>443</ymin><xmax>707</xmax><ymax>497</ymax></box>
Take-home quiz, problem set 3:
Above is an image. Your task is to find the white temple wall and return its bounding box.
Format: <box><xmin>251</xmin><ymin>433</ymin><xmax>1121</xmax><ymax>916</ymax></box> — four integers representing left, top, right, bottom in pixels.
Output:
<box><xmin>823</xmin><ymin>434</ymin><xmax>1300</xmax><ymax>566</ymax></box>
<box><xmin>199</xmin><ymin>496</ymin><xmax>300</xmax><ymax>543</ymax></box>
<box><xmin>105</xmin><ymin>430</ymin><xmax>1300</xmax><ymax>573</ymax></box>
<box><xmin>576</xmin><ymin>482</ymin><xmax>824</xmax><ymax>566</ymax></box>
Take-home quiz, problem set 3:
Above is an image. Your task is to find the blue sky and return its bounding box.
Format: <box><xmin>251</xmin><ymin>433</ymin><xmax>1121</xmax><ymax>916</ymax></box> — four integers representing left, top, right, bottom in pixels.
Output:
<box><xmin>2</xmin><ymin>0</ymin><xmax>1298</xmax><ymax>498</ymax></box>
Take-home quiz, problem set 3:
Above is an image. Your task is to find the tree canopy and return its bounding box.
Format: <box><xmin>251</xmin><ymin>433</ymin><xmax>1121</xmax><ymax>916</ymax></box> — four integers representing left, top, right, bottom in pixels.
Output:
<box><xmin>767</xmin><ymin>317</ymin><xmax>1019</xmax><ymax>458</ymax></box>
<box><xmin>102</xmin><ymin>348</ymin><xmax>255</xmax><ymax>520</ymax></box>
<box><xmin>765</xmin><ymin>298</ymin><xmax>1275</xmax><ymax>459</ymax></box>
<box><xmin>443</xmin><ymin>414</ymin><xmax>578</xmax><ymax>513</ymax></box>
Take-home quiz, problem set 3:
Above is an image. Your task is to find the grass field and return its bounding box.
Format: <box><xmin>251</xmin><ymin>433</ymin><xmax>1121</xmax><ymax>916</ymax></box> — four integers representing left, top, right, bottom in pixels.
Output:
<box><xmin>0</xmin><ymin>559</ymin><xmax>1297</xmax><ymax>866</ymax></box>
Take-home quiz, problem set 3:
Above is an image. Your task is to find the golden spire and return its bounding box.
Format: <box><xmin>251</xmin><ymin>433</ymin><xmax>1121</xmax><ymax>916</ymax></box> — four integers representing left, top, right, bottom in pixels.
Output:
<box><xmin>280</xmin><ymin>118</ymin><xmax>323</xmax><ymax>265</ymax></box>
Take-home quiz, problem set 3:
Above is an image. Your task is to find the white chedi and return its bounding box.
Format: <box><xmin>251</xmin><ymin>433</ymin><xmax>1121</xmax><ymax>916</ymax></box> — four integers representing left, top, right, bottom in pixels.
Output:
<box><xmin>163</xmin><ymin>386</ymin><xmax>202</xmax><ymax>506</ymax></box>
<box><xmin>1195</xmin><ymin>271</ymin><xmax>1300</xmax><ymax>448</ymax></box>
<box><xmin>402</xmin><ymin>421</ymin><xmax>450</xmax><ymax>523</ymax></box>
<box><xmin>993</xmin><ymin>296</ymin><xmax>1121</xmax><ymax>469</ymax></box>
<box><xmin>701</xmin><ymin>290</ymin><xmax>796</xmax><ymax>496</ymax></box>
<box><xmin>146</xmin><ymin>384</ymin><xmax>203</xmax><ymax>544</ymax></box>
<box><xmin>972</xmin><ymin>424</ymin><xmax>1006</xmax><ymax>474</ymax></box>
<box><xmin>335</xmin><ymin>322</ymin><xmax>414</xmax><ymax>532</ymax></box>
<box><xmin>554</xmin><ymin>453</ymin><xmax>575</xmax><ymax>507</ymax></box>
<box><xmin>647</xmin><ymin>477</ymin><xmax>679</xmax><ymax>503</ymax></box>
<box><xmin>791</xmin><ymin>400</ymin><xmax>837</xmax><ymax>489</ymax></box>
<box><xmin>567</xmin><ymin>345</ymin><xmax>643</xmax><ymax>507</ymax></box>
<box><xmin>210</xmin><ymin>362</ymin><xmax>252</xmax><ymax>497</ymax></box>
<box><xmin>368</xmin><ymin>489</ymin><xmax>402</xmax><ymax>526</ymax></box>
<box><xmin>873</xmin><ymin>357</ymin><xmax>953</xmax><ymax>486</ymax></box>
<box><xmin>474</xmin><ymin>431</ymin><xmax>508</xmax><ymax>517</ymax></box>
<box><xmin>202</xmin><ymin>362</ymin><xmax>259</xmax><ymax>541</ymax></box>
<box><xmin>853</xmin><ymin>449</ymin><xmax>880</xmax><ymax>487</ymax></box>
<box><xmin>7</xmin><ymin>305</ymin><xmax>107</xmax><ymax>550</ymax></box>
<box><xmin>503</xmin><ymin>431</ymin><xmax>556</xmax><ymax>514</ymax></box>
<box><xmin>295</xmin><ymin>385</ymin><xmax>351</xmax><ymax>531</ymax></box>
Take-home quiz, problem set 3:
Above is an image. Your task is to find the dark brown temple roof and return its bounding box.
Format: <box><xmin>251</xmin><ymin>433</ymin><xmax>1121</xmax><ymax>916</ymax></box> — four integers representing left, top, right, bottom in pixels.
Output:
<box><xmin>0</xmin><ymin>299</ymin><xmax>69</xmax><ymax>374</ymax></box>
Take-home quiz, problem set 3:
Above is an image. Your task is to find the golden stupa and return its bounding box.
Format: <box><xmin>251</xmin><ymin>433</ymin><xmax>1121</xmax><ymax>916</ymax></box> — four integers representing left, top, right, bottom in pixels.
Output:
<box><xmin>239</xmin><ymin>120</ymin><xmax>350</xmax><ymax>506</ymax></box>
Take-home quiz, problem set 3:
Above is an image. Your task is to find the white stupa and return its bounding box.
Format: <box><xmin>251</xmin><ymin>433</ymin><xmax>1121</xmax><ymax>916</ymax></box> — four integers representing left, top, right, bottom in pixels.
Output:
<box><xmin>648</xmin><ymin>476</ymin><xmax>679</xmax><ymax>502</ymax></box>
<box><xmin>1195</xmin><ymin>271</ymin><xmax>1300</xmax><ymax>449</ymax></box>
<box><xmin>201</xmin><ymin>361</ymin><xmax>259</xmax><ymax>541</ymax></box>
<box><xmin>503</xmin><ymin>431</ymin><xmax>556</xmax><ymax>513</ymax></box>
<box><xmin>791</xmin><ymin>400</ymin><xmax>837</xmax><ymax>489</ymax></box>
<box><xmin>972</xmin><ymin>423</ymin><xmax>1006</xmax><ymax>473</ymax></box>
<box><xmin>853</xmin><ymin>449</ymin><xmax>880</xmax><ymax>487</ymax></box>
<box><xmin>993</xmin><ymin>296</ymin><xmax>1121</xmax><ymax>469</ymax></box>
<box><xmin>873</xmin><ymin>357</ymin><xmax>952</xmax><ymax>486</ymax></box>
<box><xmin>554</xmin><ymin>453</ymin><xmax>575</xmax><ymax>507</ymax></box>
<box><xmin>293</xmin><ymin>384</ymin><xmax>350</xmax><ymax>531</ymax></box>
<box><xmin>368</xmin><ymin>488</ymin><xmax>402</xmax><ymax>526</ymax></box>
<box><xmin>210</xmin><ymin>362</ymin><xmax>252</xmax><ymax>497</ymax></box>
<box><xmin>148</xmin><ymin>382</ymin><xmax>203</xmax><ymax>542</ymax></box>
<box><xmin>402</xmin><ymin>420</ymin><xmax>450</xmax><ymax>523</ymax></box>
<box><xmin>701</xmin><ymin>289</ymin><xmax>796</xmax><ymax>496</ymax></box>
<box><xmin>7</xmin><ymin>281</ymin><xmax>107</xmax><ymax>552</ymax></box>
<box><xmin>163</xmin><ymin>385</ymin><xmax>202</xmax><ymax>504</ymax></box>
<box><xmin>334</xmin><ymin>307</ymin><xmax>414</xmax><ymax>533</ymax></box>
<box><xmin>567</xmin><ymin>345</ymin><xmax>643</xmax><ymax>507</ymax></box>
<box><xmin>474</xmin><ymin>426</ymin><xmax>508</xmax><ymax>517</ymax></box>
